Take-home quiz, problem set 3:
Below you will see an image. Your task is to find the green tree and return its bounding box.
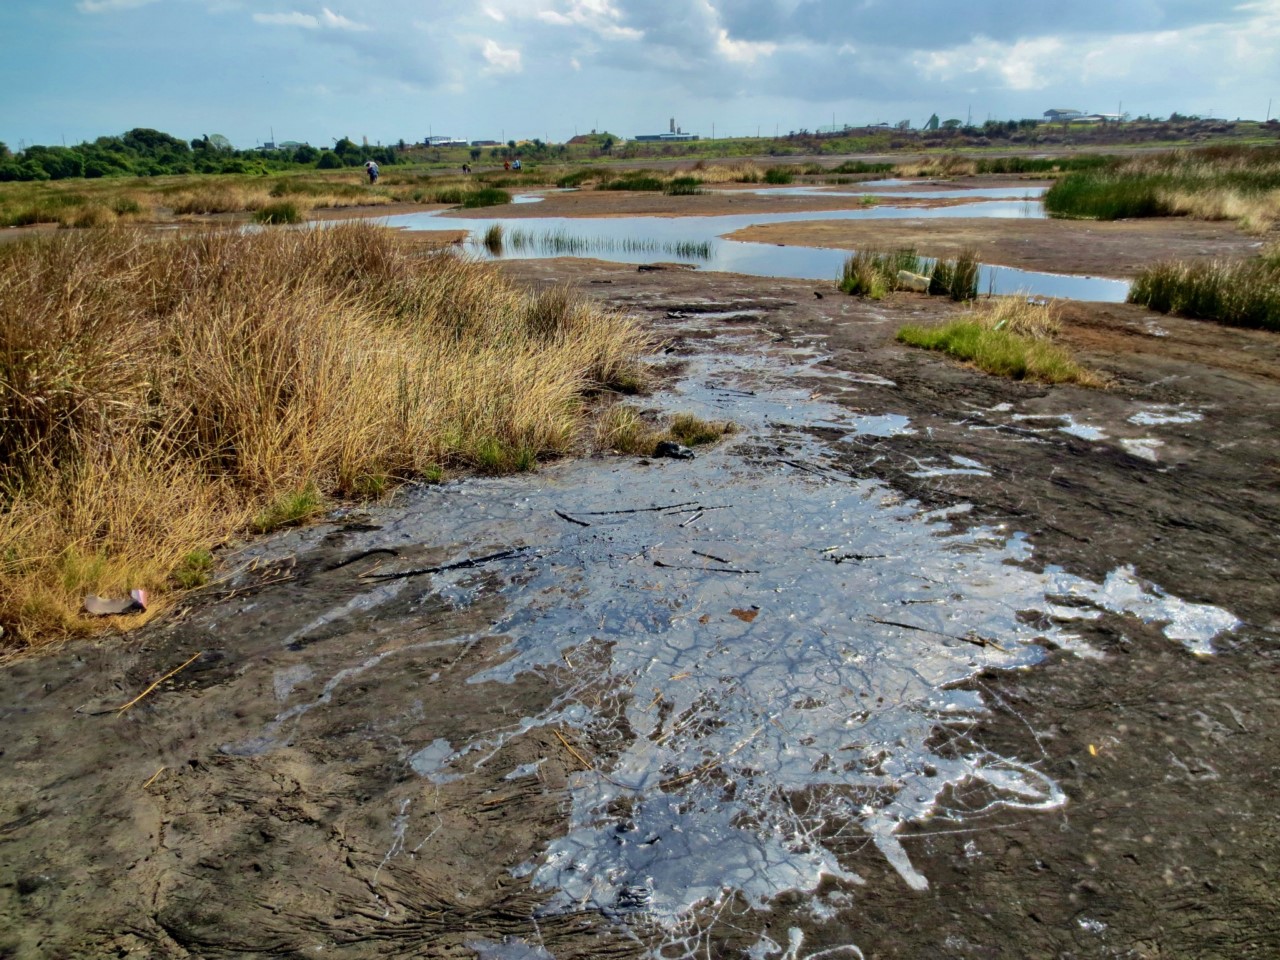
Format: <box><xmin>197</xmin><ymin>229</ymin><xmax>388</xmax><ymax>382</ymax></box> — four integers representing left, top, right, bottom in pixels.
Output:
<box><xmin>316</xmin><ymin>150</ymin><xmax>343</xmax><ymax>169</ymax></box>
<box><xmin>293</xmin><ymin>144</ymin><xmax>319</xmax><ymax>164</ymax></box>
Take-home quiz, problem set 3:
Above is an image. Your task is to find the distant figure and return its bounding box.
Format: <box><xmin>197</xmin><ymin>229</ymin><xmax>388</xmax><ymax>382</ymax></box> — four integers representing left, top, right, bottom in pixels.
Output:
<box><xmin>462</xmin><ymin>163</ymin><xmax>471</xmax><ymax>174</ymax></box>
<box><xmin>503</xmin><ymin>159</ymin><xmax>511</xmax><ymax>171</ymax></box>
<box><xmin>512</xmin><ymin>158</ymin><xmax>522</xmax><ymax>171</ymax></box>
<box><xmin>365</xmin><ymin>160</ymin><xmax>379</xmax><ymax>184</ymax></box>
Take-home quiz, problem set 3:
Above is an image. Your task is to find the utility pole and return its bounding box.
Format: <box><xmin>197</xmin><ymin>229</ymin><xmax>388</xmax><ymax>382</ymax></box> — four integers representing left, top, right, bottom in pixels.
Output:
<box><xmin>1268</xmin><ymin>99</ymin><xmax>1273</xmax><ymax>122</ymax></box>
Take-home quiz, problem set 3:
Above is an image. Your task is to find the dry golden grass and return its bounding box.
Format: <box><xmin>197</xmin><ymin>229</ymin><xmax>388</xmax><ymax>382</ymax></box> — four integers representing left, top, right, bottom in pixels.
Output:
<box><xmin>0</xmin><ymin>223</ymin><xmax>650</xmax><ymax>655</ymax></box>
<box><xmin>595</xmin><ymin>405</ymin><xmax>736</xmax><ymax>455</ymax></box>
<box><xmin>687</xmin><ymin>161</ymin><xmax>766</xmax><ymax>184</ymax></box>
<box><xmin>1162</xmin><ymin>187</ymin><xmax>1280</xmax><ymax>233</ymax></box>
<box><xmin>893</xmin><ymin>155</ymin><xmax>979</xmax><ymax>178</ymax></box>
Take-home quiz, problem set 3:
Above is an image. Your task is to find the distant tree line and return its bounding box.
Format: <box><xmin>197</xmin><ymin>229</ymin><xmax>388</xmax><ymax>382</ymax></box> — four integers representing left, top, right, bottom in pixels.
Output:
<box><xmin>0</xmin><ymin>128</ymin><xmax>398</xmax><ymax>182</ymax></box>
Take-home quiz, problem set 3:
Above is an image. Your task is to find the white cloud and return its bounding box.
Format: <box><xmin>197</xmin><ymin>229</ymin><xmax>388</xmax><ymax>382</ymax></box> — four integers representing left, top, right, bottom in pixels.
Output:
<box><xmin>535</xmin><ymin>0</ymin><xmax>642</xmax><ymax>40</ymax></box>
<box><xmin>715</xmin><ymin>28</ymin><xmax>776</xmax><ymax>64</ymax></box>
<box><xmin>482</xmin><ymin>38</ymin><xmax>523</xmax><ymax>73</ymax></box>
<box><xmin>252</xmin><ymin>6</ymin><xmax>369</xmax><ymax>31</ymax></box>
<box><xmin>77</xmin><ymin>0</ymin><xmax>160</xmax><ymax>12</ymax></box>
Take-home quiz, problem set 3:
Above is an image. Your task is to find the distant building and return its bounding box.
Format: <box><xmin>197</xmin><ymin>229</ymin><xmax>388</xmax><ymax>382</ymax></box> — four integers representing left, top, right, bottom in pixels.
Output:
<box><xmin>470</xmin><ymin>139</ymin><xmax>501</xmax><ymax>147</ymax></box>
<box><xmin>425</xmin><ymin>136</ymin><xmax>468</xmax><ymax>147</ymax></box>
<box><xmin>1043</xmin><ymin>108</ymin><xmax>1084</xmax><ymax>122</ymax></box>
<box><xmin>634</xmin><ymin>117</ymin><xmax>699</xmax><ymax>142</ymax></box>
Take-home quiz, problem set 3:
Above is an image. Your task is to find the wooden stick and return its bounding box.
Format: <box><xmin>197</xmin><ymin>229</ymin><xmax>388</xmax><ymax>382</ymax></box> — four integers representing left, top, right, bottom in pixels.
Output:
<box><xmin>117</xmin><ymin>652</ymin><xmax>202</xmax><ymax>715</ymax></box>
<box><xmin>142</xmin><ymin>766</ymin><xmax>166</xmax><ymax>789</ymax></box>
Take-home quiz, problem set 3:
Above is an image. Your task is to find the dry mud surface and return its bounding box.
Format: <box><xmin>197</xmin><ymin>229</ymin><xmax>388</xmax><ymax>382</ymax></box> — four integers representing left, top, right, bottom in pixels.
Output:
<box><xmin>3</xmin><ymin>209</ymin><xmax>1280</xmax><ymax>960</ymax></box>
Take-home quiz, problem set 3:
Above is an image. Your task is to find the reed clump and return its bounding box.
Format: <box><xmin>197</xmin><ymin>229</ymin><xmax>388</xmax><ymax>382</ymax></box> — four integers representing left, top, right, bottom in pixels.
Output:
<box><xmin>0</xmin><ymin>223</ymin><xmax>650</xmax><ymax>654</ymax></box>
<box><xmin>838</xmin><ymin>247</ymin><xmax>979</xmax><ymax>301</ymax></box>
<box><xmin>1045</xmin><ymin>145</ymin><xmax>1280</xmax><ymax>231</ymax></box>
<box><xmin>897</xmin><ymin>297</ymin><xmax>1101</xmax><ymax>386</ymax></box>
<box><xmin>838</xmin><ymin>248</ymin><xmax>924</xmax><ymax>298</ymax></box>
<box><xmin>1128</xmin><ymin>255</ymin><xmax>1280</xmax><ymax>331</ymax></box>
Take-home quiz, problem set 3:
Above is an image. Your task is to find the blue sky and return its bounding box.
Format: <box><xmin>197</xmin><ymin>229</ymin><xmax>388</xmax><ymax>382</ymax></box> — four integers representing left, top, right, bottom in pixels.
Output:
<box><xmin>3</xmin><ymin>0</ymin><xmax>1278</xmax><ymax>151</ymax></box>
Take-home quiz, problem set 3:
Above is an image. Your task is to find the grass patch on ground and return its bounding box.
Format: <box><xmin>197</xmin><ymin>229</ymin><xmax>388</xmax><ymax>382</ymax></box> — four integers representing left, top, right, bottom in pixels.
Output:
<box><xmin>596</xmin><ymin>407</ymin><xmax>737</xmax><ymax>456</ymax></box>
<box><xmin>0</xmin><ymin>223</ymin><xmax>650</xmax><ymax>655</ymax></box>
<box><xmin>1128</xmin><ymin>251</ymin><xmax>1280</xmax><ymax>331</ymax></box>
<box><xmin>897</xmin><ymin>297</ymin><xmax>1102</xmax><ymax>386</ymax></box>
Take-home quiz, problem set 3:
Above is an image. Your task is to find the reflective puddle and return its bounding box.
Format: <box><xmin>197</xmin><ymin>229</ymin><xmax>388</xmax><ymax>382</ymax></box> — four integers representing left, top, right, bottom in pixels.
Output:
<box><xmin>219</xmin><ymin>330</ymin><xmax>1237</xmax><ymax>954</ymax></box>
<box><xmin>380</xmin><ymin>200</ymin><xmax>1131</xmax><ymax>302</ymax></box>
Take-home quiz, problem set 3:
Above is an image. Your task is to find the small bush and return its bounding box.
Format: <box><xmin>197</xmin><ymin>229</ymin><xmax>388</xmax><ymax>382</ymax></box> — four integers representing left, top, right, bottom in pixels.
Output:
<box><xmin>763</xmin><ymin>166</ymin><xmax>794</xmax><ymax>185</ymax></box>
<box><xmin>253</xmin><ymin>201</ymin><xmax>303</xmax><ymax>225</ymax></box>
<box><xmin>665</xmin><ymin>176</ymin><xmax>703</xmax><ymax>196</ymax></box>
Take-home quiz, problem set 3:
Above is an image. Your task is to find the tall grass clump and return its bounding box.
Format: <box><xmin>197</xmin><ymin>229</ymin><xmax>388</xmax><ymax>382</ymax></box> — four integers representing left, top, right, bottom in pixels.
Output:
<box><xmin>763</xmin><ymin>166</ymin><xmax>794</xmax><ymax>185</ymax></box>
<box><xmin>838</xmin><ymin>248</ymin><xmax>923</xmax><ymax>298</ymax></box>
<box><xmin>928</xmin><ymin>248</ymin><xmax>981</xmax><ymax>301</ymax></box>
<box><xmin>830</xmin><ymin>160</ymin><xmax>895</xmax><ymax>175</ymax></box>
<box><xmin>253</xmin><ymin>200</ymin><xmax>303</xmax><ymax>224</ymax></box>
<box><xmin>462</xmin><ymin>187</ymin><xmax>512</xmax><ymax>208</ymax></box>
<box><xmin>897</xmin><ymin>297</ymin><xmax>1101</xmax><ymax>386</ymax></box>
<box><xmin>556</xmin><ymin>169</ymin><xmax>596</xmax><ymax>188</ymax></box>
<box><xmin>1128</xmin><ymin>256</ymin><xmax>1280</xmax><ymax>331</ymax></box>
<box><xmin>599</xmin><ymin>173</ymin><xmax>666</xmax><ymax>192</ymax></box>
<box><xmin>665</xmin><ymin>176</ymin><xmax>704</xmax><ymax>196</ymax></box>
<box><xmin>0</xmin><ymin>224</ymin><xmax>650</xmax><ymax>654</ymax></box>
<box><xmin>1045</xmin><ymin>146</ymin><xmax>1280</xmax><ymax>230</ymax></box>
<box><xmin>1044</xmin><ymin>173</ymin><xmax>1171</xmax><ymax>220</ymax></box>
<box><xmin>483</xmin><ymin>222</ymin><xmax>504</xmax><ymax>254</ymax></box>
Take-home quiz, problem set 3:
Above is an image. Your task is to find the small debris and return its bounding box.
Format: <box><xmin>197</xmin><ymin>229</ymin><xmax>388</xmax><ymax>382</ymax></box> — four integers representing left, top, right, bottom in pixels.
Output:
<box><xmin>653</xmin><ymin>440</ymin><xmax>695</xmax><ymax>460</ymax></box>
<box><xmin>731</xmin><ymin>607</ymin><xmax>760</xmax><ymax>623</ymax></box>
<box><xmin>554</xmin><ymin>510</ymin><xmax>591</xmax><ymax>527</ymax></box>
<box><xmin>83</xmin><ymin>589</ymin><xmax>148</xmax><ymax>617</ymax></box>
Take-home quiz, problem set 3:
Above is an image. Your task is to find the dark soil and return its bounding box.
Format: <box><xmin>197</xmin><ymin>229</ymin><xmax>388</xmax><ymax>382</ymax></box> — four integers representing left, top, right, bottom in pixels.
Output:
<box><xmin>3</xmin><ymin>217</ymin><xmax>1279</xmax><ymax>959</ymax></box>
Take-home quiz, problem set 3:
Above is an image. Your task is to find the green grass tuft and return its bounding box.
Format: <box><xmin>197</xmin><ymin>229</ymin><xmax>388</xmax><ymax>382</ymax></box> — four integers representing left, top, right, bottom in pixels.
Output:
<box><xmin>253</xmin><ymin>483</ymin><xmax>323</xmax><ymax>533</ymax></box>
<box><xmin>253</xmin><ymin>201</ymin><xmax>303</xmax><ymax>225</ymax></box>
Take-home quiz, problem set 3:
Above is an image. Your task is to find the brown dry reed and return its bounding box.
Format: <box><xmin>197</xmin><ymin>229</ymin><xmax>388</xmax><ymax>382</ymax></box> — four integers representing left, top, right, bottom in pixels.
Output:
<box><xmin>0</xmin><ymin>223</ymin><xmax>649</xmax><ymax>654</ymax></box>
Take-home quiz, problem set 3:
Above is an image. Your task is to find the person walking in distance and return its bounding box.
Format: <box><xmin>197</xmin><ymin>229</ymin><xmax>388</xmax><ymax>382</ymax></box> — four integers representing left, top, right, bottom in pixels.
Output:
<box><xmin>364</xmin><ymin>159</ymin><xmax>379</xmax><ymax>184</ymax></box>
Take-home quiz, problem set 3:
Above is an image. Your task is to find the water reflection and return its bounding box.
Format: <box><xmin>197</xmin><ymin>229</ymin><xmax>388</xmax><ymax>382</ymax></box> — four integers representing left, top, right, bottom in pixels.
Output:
<box><xmin>381</xmin><ymin>200</ymin><xmax>1130</xmax><ymax>302</ymax></box>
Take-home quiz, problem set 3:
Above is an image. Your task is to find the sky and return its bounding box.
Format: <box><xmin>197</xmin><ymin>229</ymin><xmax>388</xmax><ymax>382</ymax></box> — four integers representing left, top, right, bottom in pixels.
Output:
<box><xmin>2</xmin><ymin>0</ymin><xmax>1278</xmax><ymax>151</ymax></box>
